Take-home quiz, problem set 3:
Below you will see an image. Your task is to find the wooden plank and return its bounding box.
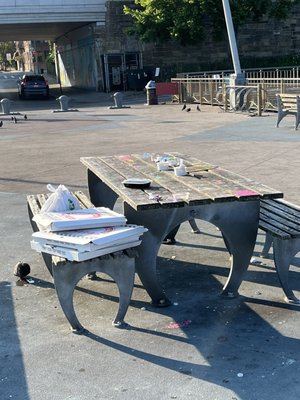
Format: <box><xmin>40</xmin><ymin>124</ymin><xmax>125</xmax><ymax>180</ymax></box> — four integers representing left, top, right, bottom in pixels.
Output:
<box><xmin>129</xmin><ymin>154</ymin><xmax>214</xmax><ymax>204</ymax></box>
<box><xmin>27</xmin><ymin>195</ymin><xmax>42</xmax><ymax>216</ymax></box>
<box><xmin>260</xmin><ymin>209</ymin><xmax>300</xmax><ymax>236</ymax></box>
<box><xmin>207</xmin><ymin>168</ymin><xmax>282</xmax><ymax>199</ymax></box>
<box><xmin>166</xmin><ymin>152</ymin><xmax>216</xmax><ymax>171</ymax></box>
<box><xmin>127</xmin><ymin>154</ymin><xmax>236</xmax><ymax>203</ymax></box>
<box><xmin>100</xmin><ymin>155</ymin><xmax>185</xmax><ymax>208</ymax></box>
<box><xmin>167</xmin><ymin>152</ymin><xmax>282</xmax><ymax>199</ymax></box>
<box><xmin>81</xmin><ymin>156</ymin><xmax>160</xmax><ymax>210</ymax></box>
<box><xmin>259</xmin><ymin>220</ymin><xmax>291</xmax><ymax>239</ymax></box>
<box><xmin>74</xmin><ymin>191</ymin><xmax>94</xmax><ymax>208</ymax></box>
<box><xmin>260</xmin><ymin>200</ymin><xmax>300</xmax><ymax>220</ymax></box>
<box><xmin>81</xmin><ymin>156</ymin><xmax>174</xmax><ymax>210</ymax></box>
<box><xmin>36</xmin><ymin>193</ymin><xmax>49</xmax><ymax>208</ymax></box>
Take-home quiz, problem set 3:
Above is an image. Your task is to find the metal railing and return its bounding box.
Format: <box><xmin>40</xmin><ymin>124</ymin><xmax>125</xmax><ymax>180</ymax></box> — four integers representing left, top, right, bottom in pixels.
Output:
<box><xmin>171</xmin><ymin>76</ymin><xmax>300</xmax><ymax>115</ymax></box>
<box><xmin>176</xmin><ymin>66</ymin><xmax>300</xmax><ymax>80</ymax></box>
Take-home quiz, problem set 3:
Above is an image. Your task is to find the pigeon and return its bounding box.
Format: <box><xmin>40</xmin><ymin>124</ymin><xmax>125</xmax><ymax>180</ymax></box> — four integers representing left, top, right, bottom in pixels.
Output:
<box><xmin>186</xmin><ymin>108</ymin><xmax>191</xmax><ymax>112</ymax></box>
<box><xmin>24</xmin><ymin>114</ymin><xmax>27</xmax><ymax>120</ymax></box>
<box><xmin>14</xmin><ymin>261</ymin><xmax>31</xmax><ymax>281</ymax></box>
<box><xmin>196</xmin><ymin>105</ymin><xmax>201</xmax><ymax>111</ymax></box>
<box><xmin>181</xmin><ymin>103</ymin><xmax>187</xmax><ymax>111</ymax></box>
<box><xmin>0</xmin><ymin>120</ymin><xmax>3</xmax><ymax>127</ymax></box>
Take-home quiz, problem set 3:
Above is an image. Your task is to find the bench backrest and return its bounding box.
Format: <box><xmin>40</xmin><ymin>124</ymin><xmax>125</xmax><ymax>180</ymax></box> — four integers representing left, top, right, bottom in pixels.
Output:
<box><xmin>277</xmin><ymin>93</ymin><xmax>300</xmax><ymax>110</ymax></box>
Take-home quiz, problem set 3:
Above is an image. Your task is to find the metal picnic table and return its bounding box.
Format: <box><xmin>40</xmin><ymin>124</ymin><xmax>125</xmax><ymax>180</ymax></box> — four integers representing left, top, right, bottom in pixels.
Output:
<box><xmin>80</xmin><ymin>152</ymin><xmax>283</xmax><ymax>306</ymax></box>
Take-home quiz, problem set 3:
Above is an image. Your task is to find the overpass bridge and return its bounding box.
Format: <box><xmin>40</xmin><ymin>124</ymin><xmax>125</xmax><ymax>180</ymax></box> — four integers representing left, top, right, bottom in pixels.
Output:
<box><xmin>0</xmin><ymin>0</ymin><xmax>106</xmax><ymax>41</ymax></box>
<box><xmin>0</xmin><ymin>1</ymin><xmax>144</xmax><ymax>93</ymax></box>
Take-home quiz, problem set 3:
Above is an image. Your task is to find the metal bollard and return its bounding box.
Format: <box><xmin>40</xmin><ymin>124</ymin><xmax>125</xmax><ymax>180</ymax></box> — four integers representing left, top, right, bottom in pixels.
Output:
<box><xmin>52</xmin><ymin>95</ymin><xmax>78</xmax><ymax>113</ymax></box>
<box><xmin>114</xmin><ymin>92</ymin><xmax>123</xmax><ymax>108</ymax></box>
<box><xmin>108</xmin><ymin>92</ymin><xmax>130</xmax><ymax>109</ymax></box>
<box><xmin>57</xmin><ymin>95</ymin><xmax>70</xmax><ymax>111</ymax></box>
<box><xmin>0</xmin><ymin>98</ymin><xmax>12</xmax><ymax>114</ymax></box>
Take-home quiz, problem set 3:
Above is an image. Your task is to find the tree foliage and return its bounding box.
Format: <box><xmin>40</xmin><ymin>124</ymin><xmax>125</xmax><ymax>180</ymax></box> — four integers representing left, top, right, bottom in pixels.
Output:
<box><xmin>124</xmin><ymin>0</ymin><xmax>300</xmax><ymax>45</ymax></box>
<box><xmin>0</xmin><ymin>41</ymin><xmax>15</xmax><ymax>68</ymax></box>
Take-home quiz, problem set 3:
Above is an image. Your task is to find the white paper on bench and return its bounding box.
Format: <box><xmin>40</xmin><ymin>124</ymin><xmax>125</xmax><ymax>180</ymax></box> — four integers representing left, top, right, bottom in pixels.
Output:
<box><xmin>31</xmin><ymin>239</ymin><xmax>141</xmax><ymax>262</ymax></box>
<box><xmin>32</xmin><ymin>207</ymin><xmax>127</xmax><ymax>231</ymax></box>
<box><xmin>31</xmin><ymin>225</ymin><xmax>147</xmax><ymax>252</ymax></box>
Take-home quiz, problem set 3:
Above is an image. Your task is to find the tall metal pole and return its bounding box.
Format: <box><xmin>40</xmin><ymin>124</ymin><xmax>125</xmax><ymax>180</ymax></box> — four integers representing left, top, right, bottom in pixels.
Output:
<box><xmin>222</xmin><ymin>0</ymin><xmax>242</xmax><ymax>77</ymax></box>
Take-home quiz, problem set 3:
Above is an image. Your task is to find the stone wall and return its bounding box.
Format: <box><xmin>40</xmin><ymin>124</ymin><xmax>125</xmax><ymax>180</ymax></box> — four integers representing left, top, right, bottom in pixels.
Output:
<box><xmin>104</xmin><ymin>1</ymin><xmax>300</xmax><ymax>75</ymax></box>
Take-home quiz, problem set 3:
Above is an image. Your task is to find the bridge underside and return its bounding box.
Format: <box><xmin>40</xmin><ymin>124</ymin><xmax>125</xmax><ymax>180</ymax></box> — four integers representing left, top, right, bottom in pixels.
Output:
<box><xmin>0</xmin><ymin>22</ymin><xmax>99</xmax><ymax>41</ymax></box>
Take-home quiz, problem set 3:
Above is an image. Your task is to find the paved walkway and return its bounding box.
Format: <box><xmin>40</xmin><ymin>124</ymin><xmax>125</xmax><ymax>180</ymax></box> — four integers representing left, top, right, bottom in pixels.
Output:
<box><xmin>1</xmin><ymin>90</ymin><xmax>300</xmax><ymax>400</ymax></box>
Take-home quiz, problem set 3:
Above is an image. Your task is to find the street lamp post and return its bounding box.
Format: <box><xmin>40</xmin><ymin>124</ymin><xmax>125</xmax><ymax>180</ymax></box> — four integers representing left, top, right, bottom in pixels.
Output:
<box><xmin>222</xmin><ymin>0</ymin><xmax>245</xmax><ymax>84</ymax></box>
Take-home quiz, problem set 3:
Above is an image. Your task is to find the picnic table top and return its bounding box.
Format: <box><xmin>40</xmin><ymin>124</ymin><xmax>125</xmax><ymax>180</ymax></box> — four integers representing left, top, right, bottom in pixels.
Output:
<box><xmin>80</xmin><ymin>152</ymin><xmax>283</xmax><ymax>211</ymax></box>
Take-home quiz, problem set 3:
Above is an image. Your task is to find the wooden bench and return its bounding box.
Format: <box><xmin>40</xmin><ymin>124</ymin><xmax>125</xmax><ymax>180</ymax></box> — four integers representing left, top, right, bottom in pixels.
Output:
<box><xmin>27</xmin><ymin>190</ymin><xmax>136</xmax><ymax>333</ymax></box>
<box><xmin>259</xmin><ymin>198</ymin><xmax>300</xmax><ymax>304</ymax></box>
<box><xmin>276</xmin><ymin>93</ymin><xmax>300</xmax><ymax>130</ymax></box>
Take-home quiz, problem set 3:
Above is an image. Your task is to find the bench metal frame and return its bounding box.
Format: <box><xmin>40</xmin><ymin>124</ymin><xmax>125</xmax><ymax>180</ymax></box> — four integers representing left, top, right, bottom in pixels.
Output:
<box><xmin>260</xmin><ymin>198</ymin><xmax>300</xmax><ymax>304</ymax></box>
<box><xmin>27</xmin><ymin>191</ymin><xmax>136</xmax><ymax>333</ymax></box>
<box><xmin>276</xmin><ymin>93</ymin><xmax>300</xmax><ymax>130</ymax></box>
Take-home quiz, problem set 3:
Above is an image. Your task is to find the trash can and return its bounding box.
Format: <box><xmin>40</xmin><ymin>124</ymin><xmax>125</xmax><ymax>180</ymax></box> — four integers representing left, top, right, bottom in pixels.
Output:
<box><xmin>145</xmin><ymin>80</ymin><xmax>158</xmax><ymax>105</ymax></box>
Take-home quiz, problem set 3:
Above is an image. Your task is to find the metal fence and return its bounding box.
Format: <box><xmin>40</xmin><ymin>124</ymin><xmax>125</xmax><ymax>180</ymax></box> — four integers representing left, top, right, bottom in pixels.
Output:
<box><xmin>171</xmin><ymin>74</ymin><xmax>300</xmax><ymax>115</ymax></box>
<box><xmin>176</xmin><ymin>66</ymin><xmax>300</xmax><ymax>80</ymax></box>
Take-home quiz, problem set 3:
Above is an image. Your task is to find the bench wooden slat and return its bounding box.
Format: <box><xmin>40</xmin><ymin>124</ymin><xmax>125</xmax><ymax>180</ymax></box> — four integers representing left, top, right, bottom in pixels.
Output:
<box><xmin>74</xmin><ymin>190</ymin><xmax>94</xmax><ymax>208</ymax></box>
<box><xmin>259</xmin><ymin>219</ymin><xmax>291</xmax><ymax>239</ymax></box>
<box><xmin>260</xmin><ymin>209</ymin><xmax>300</xmax><ymax>237</ymax></box>
<box><xmin>259</xmin><ymin>198</ymin><xmax>300</xmax><ymax>239</ymax></box>
<box><xmin>261</xmin><ymin>199</ymin><xmax>300</xmax><ymax>219</ymax></box>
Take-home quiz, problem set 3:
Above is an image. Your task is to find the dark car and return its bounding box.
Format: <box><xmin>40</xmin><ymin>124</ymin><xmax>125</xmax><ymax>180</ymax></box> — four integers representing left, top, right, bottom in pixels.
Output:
<box><xmin>18</xmin><ymin>74</ymin><xmax>49</xmax><ymax>99</ymax></box>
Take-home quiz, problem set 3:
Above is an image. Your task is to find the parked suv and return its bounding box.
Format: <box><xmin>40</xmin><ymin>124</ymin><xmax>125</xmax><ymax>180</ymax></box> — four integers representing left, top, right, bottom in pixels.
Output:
<box><xmin>18</xmin><ymin>74</ymin><xmax>49</xmax><ymax>99</ymax></box>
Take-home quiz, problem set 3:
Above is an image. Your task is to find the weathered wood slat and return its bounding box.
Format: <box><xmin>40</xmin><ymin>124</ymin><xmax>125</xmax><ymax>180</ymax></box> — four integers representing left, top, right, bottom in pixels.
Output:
<box><xmin>101</xmin><ymin>155</ymin><xmax>185</xmax><ymax>208</ymax></box>
<box><xmin>81</xmin><ymin>156</ymin><xmax>163</xmax><ymax>210</ymax></box>
<box><xmin>260</xmin><ymin>202</ymin><xmax>300</xmax><ymax>227</ymax></box>
<box><xmin>259</xmin><ymin>220</ymin><xmax>291</xmax><ymax>239</ymax></box>
<box><xmin>261</xmin><ymin>199</ymin><xmax>300</xmax><ymax>218</ymax></box>
<box><xmin>130</xmin><ymin>153</ymin><xmax>238</xmax><ymax>203</ymax></box>
<box><xmin>132</xmin><ymin>153</ymin><xmax>241</xmax><ymax>202</ymax></box>
<box><xmin>27</xmin><ymin>195</ymin><xmax>42</xmax><ymax>216</ymax></box>
<box><xmin>74</xmin><ymin>191</ymin><xmax>94</xmax><ymax>208</ymax></box>
<box><xmin>81</xmin><ymin>154</ymin><xmax>283</xmax><ymax>211</ymax></box>
<box><xmin>260</xmin><ymin>209</ymin><xmax>300</xmax><ymax>236</ymax></box>
<box><xmin>129</xmin><ymin>154</ymin><xmax>214</xmax><ymax>204</ymax></box>
<box><xmin>167</xmin><ymin>152</ymin><xmax>282</xmax><ymax>200</ymax></box>
<box><xmin>166</xmin><ymin>152</ymin><xmax>216</xmax><ymax>171</ymax></box>
<box><xmin>259</xmin><ymin>198</ymin><xmax>300</xmax><ymax>239</ymax></box>
<box><xmin>209</xmin><ymin>168</ymin><xmax>283</xmax><ymax>199</ymax></box>
<box><xmin>36</xmin><ymin>193</ymin><xmax>50</xmax><ymax>208</ymax></box>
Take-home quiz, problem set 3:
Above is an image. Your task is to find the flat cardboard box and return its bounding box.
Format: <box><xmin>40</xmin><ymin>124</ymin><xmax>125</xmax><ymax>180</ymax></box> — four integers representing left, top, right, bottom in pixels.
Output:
<box><xmin>31</xmin><ymin>239</ymin><xmax>141</xmax><ymax>262</ymax></box>
<box><xmin>32</xmin><ymin>207</ymin><xmax>127</xmax><ymax>232</ymax></box>
<box><xmin>31</xmin><ymin>225</ymin><xmax>147</xmax><ymax>252</ymax></box>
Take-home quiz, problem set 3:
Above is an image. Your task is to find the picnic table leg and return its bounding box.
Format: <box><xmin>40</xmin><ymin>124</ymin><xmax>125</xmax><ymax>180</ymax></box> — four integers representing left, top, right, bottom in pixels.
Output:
<box><xmin>273</xmin><ymin>238</ymin><xmax>300</xmax><ymax>304</ymax></box>
<box><xmin>123</xmin><ymin>203</ymin><xmax>187</xmax><ymax>307</ymax></box>
<box><xmin>52</xmin><ymin>255</ymin><xmax>135</xmax><ymax>333</ymax></box>
<box><xmin>87</xmin><ymin>169</ymin><xmax>118</xmax><ymax>208</ymax></box>
<box><xmin>214</xmin><ymin>200</ymin><xmax>260</xmax><ymax>298</ymax></box>
<box><xmin>261</xmin><ymin>232</ymin><xmax>273</xmax><ymax>257</ymax></box>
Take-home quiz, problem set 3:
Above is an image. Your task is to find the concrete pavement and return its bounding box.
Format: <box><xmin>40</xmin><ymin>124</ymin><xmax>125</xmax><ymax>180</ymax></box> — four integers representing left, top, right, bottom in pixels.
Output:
<box><xmin>1</xmin><ymin>89</ymin><xmax>300</xmax><ymax>400</ymax></box>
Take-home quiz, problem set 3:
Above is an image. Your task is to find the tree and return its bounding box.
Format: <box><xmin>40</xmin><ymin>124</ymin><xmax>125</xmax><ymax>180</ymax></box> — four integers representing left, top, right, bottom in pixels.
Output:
<box><xmin>0</xmin><ymin>41</ymin><xmax>15</xmax><ymax>70</ymax></box>
<box><xmin>124</xmin><ymin>0</ymin><xmax>300</xmax><ymax>46</ymax></box>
